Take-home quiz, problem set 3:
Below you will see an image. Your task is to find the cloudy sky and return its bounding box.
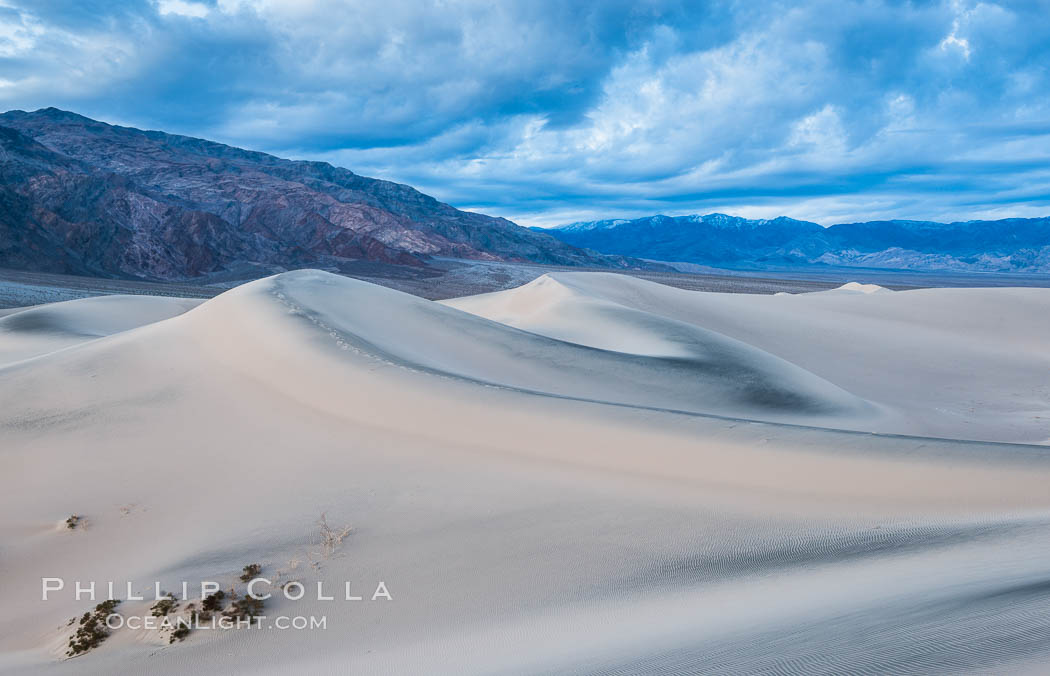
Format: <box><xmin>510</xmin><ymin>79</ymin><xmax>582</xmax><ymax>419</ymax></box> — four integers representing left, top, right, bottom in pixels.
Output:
<box><xmin>1</xmin><ymin>0</ymin><xmax>1048</xmax><ymax>227</ymax></box>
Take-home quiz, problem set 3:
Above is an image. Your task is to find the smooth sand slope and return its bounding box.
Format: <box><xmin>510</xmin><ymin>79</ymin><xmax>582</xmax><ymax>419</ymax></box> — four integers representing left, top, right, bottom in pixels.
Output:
<box><xmin>2</xmin><ymin>270</ymin><xmax>1050</xmax><ymax>675</ymax></box>
<box><xmin>446</xmin><ymin>273</ymin><xmax>1050</xmax><ymax>443</ymax></box>
<box><xmin>0</xmin><ymin>295</ymin><xmax>203</xmax><ymax>367</ymax></box>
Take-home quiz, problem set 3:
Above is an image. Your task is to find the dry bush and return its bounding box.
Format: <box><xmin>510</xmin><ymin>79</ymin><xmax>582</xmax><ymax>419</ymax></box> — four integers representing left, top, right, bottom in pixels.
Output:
<box><xmin>224</xmin><ymin>595</ymin><xmax>265</xmax><ymax>624</ymax></box>
<box><xmin>150</xmin><ymin>593</ymin><xmax>178</xmax><ymax>617</ymax></box>
<box><xmin>67</xmin><ymin>600</ymin><xmax>120</xmax><ymax>656</ymax></box>
<box><xmin>318</xmin><ymin>512</ymin><xmax>352</xmax><ymax>558</ymax></box>
<box><xmin>169</xmin><ymin>624</ymin><xmax>190</xmax><ymax>644</ymax></box>
<box><xmin>239</xmin><ymin>563</ymin><xmax>261</xmax><ymax>582</ymax></box>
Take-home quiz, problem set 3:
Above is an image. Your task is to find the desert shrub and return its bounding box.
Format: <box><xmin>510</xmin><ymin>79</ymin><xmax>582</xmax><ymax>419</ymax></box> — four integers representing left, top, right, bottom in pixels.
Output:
<box><xmin>239</xmin><ymin>563</ymin><xmax>261</xmax><ymax>582</ymax></box>
<box><xmin>201</xmin><ymin>590</ymin><xmax>225</xmax><ymax>612</ymax></box>
<box><xmin>150</xmin><ymin>593</ymin><xmax>177</xmax><ymax>617</ymax></box>
<box><xmin>65</xmin><ymin>515</ymin><xmax>80</xmax><ymax>530</ymax></box>
<box><xmin>318</xmin><ymin>513</ymin><xmax>352</xmax><ymax>557</ymax></box>
<box><xmin>224</xmin><ymin>595</ymin><xmax>265</xmax><ymax>624</ymax></box>
<box><xmin>67</xmin><ymin>600</ymin><xmax>121</xmax><ymax>656</ymax></box>
<box><xmin>196</xmin><ymin>590</ymin><xmax>226</xmax><ymax>621</ymax></box>
<box><xmin>169</xmin><ymin>624</ymin><xmax>190</xmax><ymax>644</ymax></box>
<box><xmin>97</xmin><ymin>600</ymin><xmax>119</xmax><ymax>614</ymax></box>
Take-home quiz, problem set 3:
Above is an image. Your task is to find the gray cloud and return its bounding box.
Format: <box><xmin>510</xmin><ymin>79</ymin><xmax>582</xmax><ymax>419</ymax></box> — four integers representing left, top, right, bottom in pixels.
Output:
<box><xmin>1</xmin><ymin>0</ymin><xmax>1048</xmax><ymax>226</ymax></box>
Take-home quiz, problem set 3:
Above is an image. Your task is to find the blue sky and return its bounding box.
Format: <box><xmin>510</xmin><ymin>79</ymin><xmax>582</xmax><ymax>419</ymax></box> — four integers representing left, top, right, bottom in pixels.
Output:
<box><xmin>1</xmin><ymin>0</ymin><xmax>1049</xmax><ymax>227</ymax></box>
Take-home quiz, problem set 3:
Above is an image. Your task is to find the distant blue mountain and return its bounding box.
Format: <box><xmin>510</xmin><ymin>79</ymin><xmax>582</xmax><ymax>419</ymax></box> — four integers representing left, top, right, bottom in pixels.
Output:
<box><xmin>539</xmin><ymin>213</ymin><xmax>1050</xmax><ymax>273</ymax></box>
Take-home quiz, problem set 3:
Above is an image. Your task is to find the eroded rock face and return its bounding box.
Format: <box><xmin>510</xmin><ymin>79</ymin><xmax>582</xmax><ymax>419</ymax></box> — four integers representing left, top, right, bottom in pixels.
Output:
<box><xmin>0</xmin><ymin>108</ymin><xmax>608</xmax><ymax>280</ymax></box>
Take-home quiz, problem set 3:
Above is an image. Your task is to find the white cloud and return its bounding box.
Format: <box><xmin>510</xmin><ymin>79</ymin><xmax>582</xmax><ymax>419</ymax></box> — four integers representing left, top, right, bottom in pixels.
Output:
<box><xmin>156</xmin><ymin>0</ymin><xmax>210</xmax><ymax>19</ymax></box>
<box><xmin>0</xmin><ymin>4</ymin><xmax>43</xmax><ymax>57</ymax></box>
<box><xmin>939</xmin><ymin>20</ymin><xmax>971</xmax><ymax>61</ymax></box>
<box><xmin>789</xmin><ymin>106</ymin><xmax>848</xmax><ymax>156</ymax></box>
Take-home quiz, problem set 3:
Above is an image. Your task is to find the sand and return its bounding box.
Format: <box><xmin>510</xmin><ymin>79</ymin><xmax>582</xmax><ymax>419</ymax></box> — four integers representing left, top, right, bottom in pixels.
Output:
<box><xmin>1</xmin><ymin>270</ymin><xmax>1049</xmax><ymax>675</ymax></box>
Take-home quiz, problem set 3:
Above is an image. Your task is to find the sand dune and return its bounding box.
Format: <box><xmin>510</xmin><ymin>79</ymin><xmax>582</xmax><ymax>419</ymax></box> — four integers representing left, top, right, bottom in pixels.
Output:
<box><xmin>252</xmin><ymin>271</ymin><xmax>876</xmax><ymax>425</ymax></box>
<box><xmin>0</xmin><ymin>295</ymin><xmax>202</xmax><ymax>367</ymax></box>
<box><xmin>447</xmin><ymin>272</ymin><xmax>1050</xmax><ymax>443</ymax></box>
<box><xmin>2</xmin><ymin>270</ymin><xmax>1050</xmax><ymax>675</ymax></box>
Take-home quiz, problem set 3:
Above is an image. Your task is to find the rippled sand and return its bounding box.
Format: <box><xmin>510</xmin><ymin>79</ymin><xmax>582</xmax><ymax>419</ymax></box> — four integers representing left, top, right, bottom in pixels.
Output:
<box><xmin>1</xmin><ymin>270</ymin><xmax>1049</xmax><ymax>675</ymax></box>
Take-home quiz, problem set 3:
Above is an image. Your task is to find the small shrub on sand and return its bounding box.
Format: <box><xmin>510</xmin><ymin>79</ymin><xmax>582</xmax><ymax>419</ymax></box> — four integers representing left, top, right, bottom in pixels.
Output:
<box><xmin>318</xmin><ymin>513</ymin><xmax>352</xmax><ymax>557</ymax></box>
<box><xmin>169</xmin><ymin>625</ymin><xmax>190</xmax><ymax>644</ymax></box>
<box><xmin>67</xmin><ymin>600</ymin><xmax>120</xmax><ymax>657</ymax></box>
<box><xmin>239</xmin><ymin>563</ymin><xmax>261</xmax><ymax>582</ymax></box>
<box><xmin>224</xmin><ymin>595</ymin><xmax>265</xmax><ymax>624</ymax></box>
<box><xmin>195</xmin><ymin>590</ymin><xmax>226</xmax><ymax>621</ymax></box>
<box><xmin>202</xmin><ymin>590</ymin><xmax>225</xmax><ymax>612</ymax></box>
<box><xmin>65</xmin><ymin>515</ymin><xmax>81</xmax><ymax>530</ymax></box>
<box><xmin>150</xmin><ymin>593</ymin><xmax>177</xmax><ymax>617</ymax></box>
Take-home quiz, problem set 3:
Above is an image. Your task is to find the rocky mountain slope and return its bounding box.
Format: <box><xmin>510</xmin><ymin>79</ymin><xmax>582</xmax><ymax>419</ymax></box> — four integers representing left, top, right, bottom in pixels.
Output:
<box><xmin>0</xmin><ymin>108</ymin><xmax>627</xmax><ymax>281</ymax></box>
<box><xmin>545</xmin><ymin>213</ymin><xmax>1050</xmax><ymax>273</ymax></box>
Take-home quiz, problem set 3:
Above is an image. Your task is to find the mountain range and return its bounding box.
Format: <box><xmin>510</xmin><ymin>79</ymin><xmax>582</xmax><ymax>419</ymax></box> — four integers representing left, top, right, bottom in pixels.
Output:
<box><xmin>2</xmin><ymin>109</ymin><xmax>1047</xmax><ymax>281</ymax></box>
<box><xmin>0</xmin><ymin>108</ymin><xmax>638</xmax><ymax>281</ymax></box>
<box><xmin>543</xmin><ymin>213</ymin><xmax>1050</xmax><ymax>273</ymax></box>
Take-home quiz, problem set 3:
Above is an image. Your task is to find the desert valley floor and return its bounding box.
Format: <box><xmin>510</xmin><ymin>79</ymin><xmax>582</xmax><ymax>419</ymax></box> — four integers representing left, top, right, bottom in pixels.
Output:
<box><xmin>2</xmin><ymin>269</ymin><xmax>1050</xmax><ymax>674</ymax></box>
